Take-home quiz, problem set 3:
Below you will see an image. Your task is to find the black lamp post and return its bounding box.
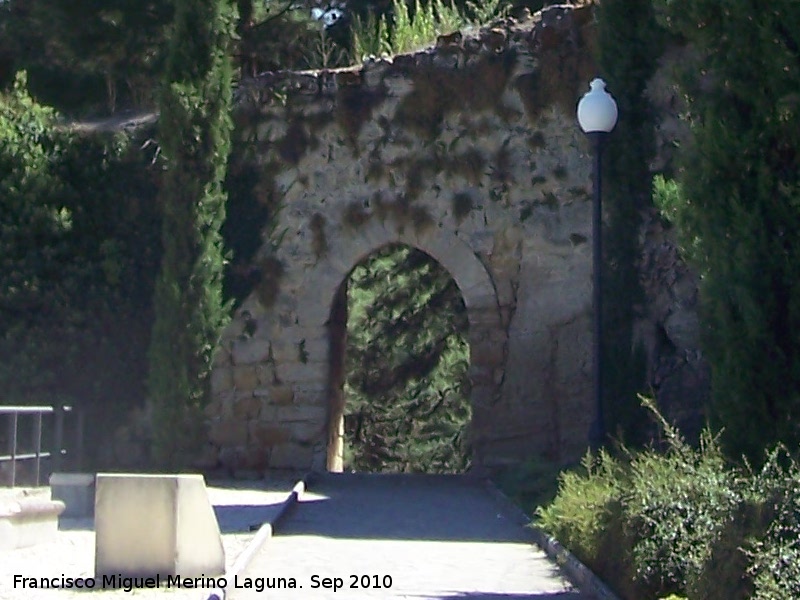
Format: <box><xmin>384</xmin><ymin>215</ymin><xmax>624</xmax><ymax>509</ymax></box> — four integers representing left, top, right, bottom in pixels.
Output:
<box><xmin>577</xmin><ymin>78</ymin><xmax>618</xmax><ymax>450</ymax></box>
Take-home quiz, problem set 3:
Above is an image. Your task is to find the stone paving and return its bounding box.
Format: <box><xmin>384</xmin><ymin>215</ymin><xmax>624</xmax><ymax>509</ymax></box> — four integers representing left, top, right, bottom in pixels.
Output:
<box><xmin>0</xmin><ymin>479</ymin><xmax>296</xmax><ymax>600</ymax></box>
<box><xmin>229</xmin><ymin>473</ymin><xmax>592</xmax><ymax>600</ymax></box>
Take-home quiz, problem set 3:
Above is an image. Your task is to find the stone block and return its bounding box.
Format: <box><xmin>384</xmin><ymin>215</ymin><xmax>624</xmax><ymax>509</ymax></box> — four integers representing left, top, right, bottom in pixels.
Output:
<box><xmin>277</xmin><ymin>405</ymin><xmax>327</xmax><ymax>423</ymax></box>
<box><xmin>210</xmin><ymin>367</ymin><xmax>233</xmax><ymax>395</ymax></box>
<box><xmin>209</xmin><ymin>419</ymin><xmax>248</xmax><ymax>446</ymax></box>
<box><xmin>231</xmin><ymin>338</ymin><xmax>269</xmax><ymax>365</ymax></box>
<box><xmin>289</xmin><ymin>421</ymin><xmax>325</xmax><ymax>443</ymax></box>
<box><xmin>269</xmin><ymin>443</ymin><xmax>315</xmax><ymax>470</ymax></box>
<box><xmin>250</xmin><ymin>423</ymin><xmax>291</xmax><ymax>447</ymax></box>
<box><xmin>232</xmin><ymin>393</ymin><xmax>261</xmax><ymax>419</ymax></box>
<box><xmin>276</xmin><ymin>361</ymin><xmax>328</xmax><ymax>384</ymax></box>
<box><xmin>470</xmin><ymin>341</ymin><xmax>505</xmax><ymax>367</ymax></box>
<box><xmin>50</xmin><ymin>472</ymin><xmax>95</xmax><ymax>518</ymax></box>
<box><xmin>95</xmin><ymin>474</ymin><xmax>224</xmax><ymax>578</ymax></box>
<box><xmin>233</xmin><ymin>365</ymin><xmax>259</xmax><ymax>391</ymax></box>
<box><xmin>270</xmin><ymin>385</ymin><xmax>294</xmax><ymax>405</ymax></box>
<box><xmin>0</xmin><ymin>489</ymin><xmax>65</xmax><ymax>551</ymax></box>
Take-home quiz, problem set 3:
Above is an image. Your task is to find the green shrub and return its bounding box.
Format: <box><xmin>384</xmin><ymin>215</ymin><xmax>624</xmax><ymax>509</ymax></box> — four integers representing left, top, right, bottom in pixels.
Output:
<box><xmin>536</xmin><ymin>398</ymin><xmax>800</xmax><ymax>600</ymax></box>
<box><xmin>748</xmin><ymin>448</ymin><xmax>800</xmax><ymax>600</ymax></box>
<box><xmin>623</xmin><ymin>429</ymin><xmax>739</xmax><ymax>597</ymax></box>
<box><xmin>350</xmin><ymin>0</ymin><xmax>510</xmax><ymax>64</ymax></box>
<box><xmin>536</xmin><ymin>450</ymin><xmax>625</xmax><ymax>567</ymax></box>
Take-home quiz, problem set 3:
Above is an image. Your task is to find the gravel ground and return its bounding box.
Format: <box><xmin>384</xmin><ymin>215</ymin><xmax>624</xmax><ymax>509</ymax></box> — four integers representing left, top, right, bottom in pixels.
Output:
<box><xmin>0</xmin><ymin>480</ymin><xmax>297</xmax><ymax>600</ymax></box>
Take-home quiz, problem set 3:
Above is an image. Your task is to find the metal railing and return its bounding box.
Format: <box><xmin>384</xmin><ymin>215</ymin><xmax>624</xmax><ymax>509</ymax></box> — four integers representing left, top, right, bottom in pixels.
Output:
<box><xmin>0</xmin><ymin>405</ymin><xmax>79</xmax><ymax>487</ymax></box>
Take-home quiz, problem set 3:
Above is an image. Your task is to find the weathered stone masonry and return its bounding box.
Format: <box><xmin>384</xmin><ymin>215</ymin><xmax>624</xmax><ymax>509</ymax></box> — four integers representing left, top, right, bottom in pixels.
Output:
<box><xmin>205</xmin><ymin>4</ymin><xmax>605</xmax><ymax>474</ymax></box>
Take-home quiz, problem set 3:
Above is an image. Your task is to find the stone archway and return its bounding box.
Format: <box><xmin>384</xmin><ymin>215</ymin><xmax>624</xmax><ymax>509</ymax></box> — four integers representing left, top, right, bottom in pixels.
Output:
<box><xmin>206</xmin><ymin>3</ymin><xmax>599</xmax><ymax>476</ymax></box>
<box><xmin>314</xmin><ymin>225</ymin><xmax>504</xmax><ymax>472</ymax></box>
<box><xmin>286</xmin><ymin>220</ymin><xmax>500</xmax><ymax>471</ymax></box>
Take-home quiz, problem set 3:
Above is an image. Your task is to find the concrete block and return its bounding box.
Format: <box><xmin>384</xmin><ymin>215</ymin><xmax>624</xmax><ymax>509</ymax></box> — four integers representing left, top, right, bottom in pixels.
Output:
<box><xmin>94</xmin><ymin>474</ymin><xmax>224</xmax><ymax>578</ymax></box>
<box><xmin>0</xmin><ymin>488</ymin><xmax>65</xmax><ymax>551</ymax></box>
<box><xmin>50</xmin><ymin>472</ymin><xmax>96</xmax><ymax>518</ymax></box>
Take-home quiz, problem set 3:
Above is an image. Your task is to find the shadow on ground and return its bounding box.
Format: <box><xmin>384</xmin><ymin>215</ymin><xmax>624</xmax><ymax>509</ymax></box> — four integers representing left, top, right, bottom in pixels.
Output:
<box><xmin>278</xmin><ymin>473</ymin><xmax>537</xmax><ymax>543</ymax></box>
<box><xmin>214</xmin><ymin>503</ymin><xmax>283</xmax><ymax>533</ymax></box>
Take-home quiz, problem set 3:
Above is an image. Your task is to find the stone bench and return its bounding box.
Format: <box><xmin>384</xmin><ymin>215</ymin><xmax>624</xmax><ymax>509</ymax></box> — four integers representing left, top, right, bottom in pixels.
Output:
<box><xmin>94</xmin><ymin>473</ymin><xmax>224</xmax><ymax>578</ymax></box>
<box><xmin>50</xmin><ymin>472</ymin><xmax>95</xmax><ymax>518</ymax></box>
<box><xmin>0</xmin><ymin>488</ymin><xmax>65</xmax><ymax>551</ymax></box>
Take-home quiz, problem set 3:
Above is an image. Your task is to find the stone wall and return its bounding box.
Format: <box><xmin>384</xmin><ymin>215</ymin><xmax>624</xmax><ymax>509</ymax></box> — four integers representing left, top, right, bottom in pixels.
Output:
<box><xmin>204</xmin><ymin>3</ymin><xmax>601</xmax><ymax>475</ymax></box>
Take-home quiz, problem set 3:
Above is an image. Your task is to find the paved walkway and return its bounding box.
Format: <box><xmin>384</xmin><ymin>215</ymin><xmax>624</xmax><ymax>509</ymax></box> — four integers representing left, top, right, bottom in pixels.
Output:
<box><xmin>229</xmin><ymin>474</ymin><xmax>591</xmax><ymax>600</ymax></box>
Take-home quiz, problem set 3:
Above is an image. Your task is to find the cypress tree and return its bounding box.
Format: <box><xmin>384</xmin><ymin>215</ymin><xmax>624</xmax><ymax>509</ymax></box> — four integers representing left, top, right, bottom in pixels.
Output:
<box><xmin>595</xmin><ymin>0</ymin><xmax>663</xmax><ymax>443</ymax></box>
<box><xmin>148</xmin><ymin>0</ymin><xmax>237</xmax><ymax>468</ymax></box>
<box><xmin>654</xmin><ymin>0</ymin><xmax>800</xmax><ymax>461</ymax></box>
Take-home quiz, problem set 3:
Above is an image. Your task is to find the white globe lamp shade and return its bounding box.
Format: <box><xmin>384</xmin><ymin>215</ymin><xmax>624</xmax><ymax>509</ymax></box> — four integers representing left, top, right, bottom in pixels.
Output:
<box><xmin>577</xmin><ymin>78</ymin><xmax>618</xmax><ymax>134</ymax></box>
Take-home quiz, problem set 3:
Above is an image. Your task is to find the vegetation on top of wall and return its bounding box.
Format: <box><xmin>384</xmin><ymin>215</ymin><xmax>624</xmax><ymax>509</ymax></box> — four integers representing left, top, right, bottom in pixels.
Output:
<box><xmin>351</xmin><ymin>0</ymin><xmax>510</xmax><ymax>64</ymax></box>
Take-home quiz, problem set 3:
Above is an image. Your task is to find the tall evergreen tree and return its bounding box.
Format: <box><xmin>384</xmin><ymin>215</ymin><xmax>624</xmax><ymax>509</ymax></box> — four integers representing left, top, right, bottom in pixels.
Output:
<box><xmin>654</xmin><ymin>0</ymin><xmax>800</xmax><ymax>461</ymax></box>
<box><xmin>595</xmin><ymin>0</ymin><xmax>663</xmax><ymax>443</ymax></box>
<box><xmin>148</xmin><ymin>0</ymin><xmax>237</xmax><ymax>468</ymax></box>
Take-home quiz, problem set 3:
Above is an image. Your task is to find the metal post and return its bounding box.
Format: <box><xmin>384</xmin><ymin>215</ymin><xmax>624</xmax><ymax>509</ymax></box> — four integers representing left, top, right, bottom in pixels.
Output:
<box><xmin>54</xmin><ymin>405</ymin><xmax>65</xmax><ymax>473</ymax></box>
<box><xmin>74</xmin><ymin>408</ymin><xmax>84</xmax><ymax>470</ymax></box>
<box><xmin>33</xmin><ymin>411</ymin><xmax>43</xmax><ymax>486</ymax></box>
<box><xmin>9</xmin><ymin>412</ymin><xmax>18</xmax><ymax>487</ymax></box>
<box><xmin>589</xmin><ymin>132</ymin><xmax>606</xmax><ymax>450</ymax></box>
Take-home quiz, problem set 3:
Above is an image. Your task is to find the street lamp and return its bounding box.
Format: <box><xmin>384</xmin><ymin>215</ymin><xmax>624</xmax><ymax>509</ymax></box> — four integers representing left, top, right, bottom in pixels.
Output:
<box><xmin>577</xmin><ymin>78</ymin><xmax>618</xmax><ymax>450</ymax></box>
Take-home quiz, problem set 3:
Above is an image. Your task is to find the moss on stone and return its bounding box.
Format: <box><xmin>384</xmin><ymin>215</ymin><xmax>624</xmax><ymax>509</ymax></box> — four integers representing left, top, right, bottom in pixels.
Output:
<box><xmin>553</xmin><ymin>164</ymin><xmax>568</xmax><ymax>180</ymax></box>
<box><xmin>309</xmin><ymin>213</ymin><xmax>327</xmax><ymax>258</ymax></box>
<box><xmin>276</xmin><ymin>119</ymin><xmax>310</xmax><ymax>165</ymax></box>
<box><xmin>568</xmin><ymin>186</ymin><xmax>590</xmax><ymax>201</ymax></box>
<box><xmin>395</xmin><ymin>51</ymin><xmax>519</xmax><ymax>139</ymax></box>
<box><xmin>516</xmin><ymin>15</ymin><xmax>597</xmax><ymax>122</ymax></box>
<box><xmin>343</xmin><ymin>201</ymin><xmax>371</xmax><ymax>229</ymax></box>
<box><xmin>444</xmin><ymin>148</ymin><xmax>486</xmax><ymax>186</ymax></box>
<box><xmin>491</xmin><ymin>141</ymin><xmax>514</xmax><ymax>184</ymax></box>
<box><xmin>528</xmin><ymin>131</ymin><xmax>547</xmax><ymax>149</ymax></box>
<box><xmin>452</xmin><ymin>192</ymin><xmax>474</xmax><ymax>224</ymax></box>
<box><xmin>335</xmin><ymin>75</ymin><xmax>386</xmax><ymax>150</ymax></box>
<box><xmin>569</xmin><ymin>233</ymin><xmax>588</xmax><ymax>246</ymax></box>
<box><xmin>256</xmin><ymin>256</ymin><xmax>285</xmax><ymax>307</ymax></box>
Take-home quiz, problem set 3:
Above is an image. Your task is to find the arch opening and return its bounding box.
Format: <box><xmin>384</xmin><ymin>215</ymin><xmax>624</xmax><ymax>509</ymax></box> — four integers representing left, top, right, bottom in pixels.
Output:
<box><xmin>326</xmin><ymin>243</ymin><xmax>472</xmax><ymax>473</ymax></box>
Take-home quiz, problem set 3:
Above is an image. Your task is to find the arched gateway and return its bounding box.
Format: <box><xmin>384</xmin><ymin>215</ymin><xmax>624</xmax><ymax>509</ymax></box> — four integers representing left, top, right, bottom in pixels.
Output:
<box><xmin>206</xmin><ymin>4</ymin><xmax>599</xmax><ymax>474</ymax></box>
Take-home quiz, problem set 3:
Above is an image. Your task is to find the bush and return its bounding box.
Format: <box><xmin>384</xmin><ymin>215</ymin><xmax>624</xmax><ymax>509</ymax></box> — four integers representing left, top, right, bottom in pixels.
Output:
<box><xmin>748</xmin><ymin>448</ymin><xmax>800</xmax><ymax>600</ymax></box>
<box><xmin>0</xmin><ymin>72</ymin><xmax>162</xmax><ymax>465</ymax></box>
<box><xmin>624</xmin><ymin>430</ymin><xmax>739</xmax><ymax>597</ymax></box>
<box><xmin>536</xmin><ymin>450</ymin><xmax>625</xmax><ymax>567</ymax></box>
<box><xmin>535</xmin><ymin>402</ymin><xmax>800</xmax><ymax>599</ymax></box>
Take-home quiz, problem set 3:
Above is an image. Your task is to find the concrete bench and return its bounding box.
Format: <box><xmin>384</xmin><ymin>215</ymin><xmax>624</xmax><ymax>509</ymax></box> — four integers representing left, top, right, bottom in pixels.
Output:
<box><xmin>50</xmin><ymin>472</ymin><xmax>95</xmax><ymax>518</ymax></box>
<box><xmin>0</xmin><ymin>488</ymin><xmax>65</xmax><ymax>551</ymax></box>
<box><xmin>94</xmin><ymin>473</ymin><xmax>224</xmax><ymax>578</ymax></box>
